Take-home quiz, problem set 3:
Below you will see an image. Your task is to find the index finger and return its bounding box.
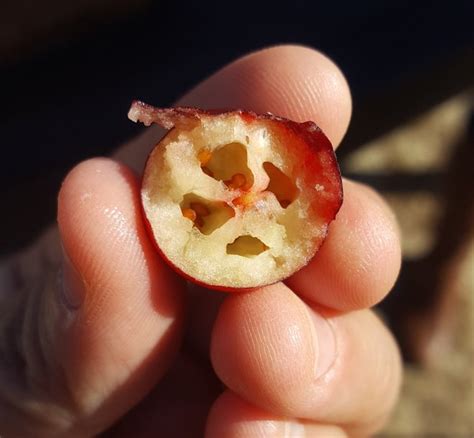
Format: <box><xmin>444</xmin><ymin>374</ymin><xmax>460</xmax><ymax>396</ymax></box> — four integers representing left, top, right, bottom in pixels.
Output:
<box><xmin>114</xmin><ymin>45</ymin><xmax>352</xmax><ymax>173</ymax></box>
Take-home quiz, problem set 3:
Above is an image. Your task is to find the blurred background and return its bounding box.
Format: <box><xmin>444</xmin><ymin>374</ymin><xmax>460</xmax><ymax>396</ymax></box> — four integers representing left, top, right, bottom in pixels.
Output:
<box><xmin>1</xmin><ymin>0</ymin><xmax>473</xmax><ymax>435</ymax></box>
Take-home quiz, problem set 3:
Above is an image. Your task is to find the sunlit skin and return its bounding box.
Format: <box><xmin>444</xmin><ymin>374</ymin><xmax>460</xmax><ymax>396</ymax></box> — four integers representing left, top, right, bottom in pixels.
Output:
<box><xmin>0</xmin><ymin>46</ymin><xmax>402</xmax><ymax>438</ymax></box>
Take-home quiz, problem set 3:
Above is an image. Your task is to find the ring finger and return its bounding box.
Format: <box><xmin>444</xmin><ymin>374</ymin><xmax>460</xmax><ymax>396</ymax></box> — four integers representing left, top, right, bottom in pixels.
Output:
<box><xmin>210</xmin><ymin>283</ymin><xmax>402</xmax><ymax>436</ymax></box>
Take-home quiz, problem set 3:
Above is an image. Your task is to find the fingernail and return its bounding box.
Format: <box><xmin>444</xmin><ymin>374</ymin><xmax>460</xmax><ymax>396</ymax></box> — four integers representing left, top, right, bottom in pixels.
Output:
<box><xmin>309</xmin><ymin>309</ymin><xmax>337</xmax><ymax>379</ymax></box>
<box><xmin>59</xmin><ymin>245</ymin><xmax>84</xmax><ymax>310</ymax></box>
<box><xmin>285</xmin><ymin>421</ymin><xmax>306</xmax><ymax>437</ymax></box>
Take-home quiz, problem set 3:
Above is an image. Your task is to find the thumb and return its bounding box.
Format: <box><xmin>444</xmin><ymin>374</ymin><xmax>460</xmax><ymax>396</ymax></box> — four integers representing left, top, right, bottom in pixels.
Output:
<box><xmin>0</xmin><ymin>158</ymin><xmax>185</xmax><ymax>437</ymax></box>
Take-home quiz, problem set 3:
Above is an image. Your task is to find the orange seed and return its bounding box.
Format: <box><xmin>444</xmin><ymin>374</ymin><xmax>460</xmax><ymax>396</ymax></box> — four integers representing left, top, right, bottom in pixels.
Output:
<box><xmin>190</xmin><ymin>202</ymin><xmax>210</xmax><ymax>217</ymax></box>
<box><xmin>182</xmin><ymin>208</ymin><xmax>197</xmax><ymax>222</ymax></box>
<box><xmin>225</xmin><ymin>173</ymin><xmax>247</xmax><ymax>189</ymax></box>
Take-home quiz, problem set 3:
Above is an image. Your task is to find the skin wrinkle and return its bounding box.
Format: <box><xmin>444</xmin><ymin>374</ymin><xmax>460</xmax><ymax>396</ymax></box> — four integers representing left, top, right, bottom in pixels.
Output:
<box><xmin>18</xmin><ymin>245</ymin><xmax>65</xmax><ymax>398</ymax></box>
<box><xmin>103</xmin><ymin>206</ymin><xmax>137</xmax><ymax>244</ymax></box>
<box><xmin>285</xmin><ymin>322</ymin><xmax>306</xmax><ymax>352</ymax></box>
<box><xmin>288</xmin><ymin>75</ymin><xmax>319</xmax><ymax>116</ymax></box>
<box><xmin>246</xmin><ymin>68</ymin><xmax>280</xmax><ymax>105</ymax></box>
<box><xmin>278</xmin><ymin>85</ymin><xmax>304</xmax><ymax>123</ymax></box>
<box><xmin>101</xmin><ymin>207</ymin><xmax>145</xmax><ymax>275</ymax></box>
<box><xmin>0</xmin><ymin>244</ymin><xmax>77</xmax><ymax>436</ymax></box>
<box><xmin>246</xmin><ymin>315</ymin><xmax>279</xmax><ymax>393</ymax></box>
<box><xmin>344</xmin><ymin>189</ymin><xmax>400</xmax><ymax>304</ymax></box>
<box><xmin>240</xmin><ymin>300</ymin><xmax>273</xmax><ymax>382</ymax></box>
<box><xmin>260</xmin><ymin>319</ymin><xmax>303</xmax><ymax>391</ymax></box>
<box><xmin>69</xmin><ymin>303</ymin><xmax>174</xmax><ymax>418</ymax></box>
<box><xmin>216</xmin><ymin>286</ymin><xmax>316</xmax><ymax>415</ymax></box>
<box><xmin>63</xmin><ymin>202</ymin><xmax>102</xmax><ymax>289</ymax></box>
<box><xmin>37</xmin><ymin>231</ymin><xmax>78</xmax><ymax>405</ymax></box>
<box><xmin>81</xmin><ymin>271</ymin><xmax>171</xmax><ymax>367</ymax></box>
<box><xmin>265</xmin><ymin>75</ymin><xmax>294</xmax><ymax>113</ymax></box>
<box><xmin>78</xmin><ymin>231</ymin><xmax>147</xmax><ymax>327</ymax></box>
<box><xmin>308</xmin><ymin>74</ymin><xmax>338</xmax><ymax>114</ymax></box>
<box><xmin>265</xmin><ymin>71</ymin><xmax>312</xmax><ymax>125</ymax></box>
<box><xmin>310</xmin><ymin>311</ymin><xmax>399</xmax><ymax>427</ymax></box>
<box><xmin>64</xmin><ymin>200</ymin><xmax>147</xmax><ymax>326</ymax></box>
<box><xmin>305</xmin><ymin>312</ymin><xmax>322</xmax><ymax>381</ymax></box>
<box><xmin>22</xmin><ymin>278</ymin><xmax>50</xmax><ymax>392</ymax></box>
<box><xmin>263</xmin><ymin>305</ymin><xmax>306</xmax><ymax>385</ymax></box>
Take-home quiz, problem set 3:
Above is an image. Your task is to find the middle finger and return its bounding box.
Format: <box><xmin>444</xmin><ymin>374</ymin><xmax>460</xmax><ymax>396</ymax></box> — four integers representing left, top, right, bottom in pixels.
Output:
<box><xmin>286</xmin><ymin>178</ymin><xmax>401</xmax><ymax>311</ymax></box>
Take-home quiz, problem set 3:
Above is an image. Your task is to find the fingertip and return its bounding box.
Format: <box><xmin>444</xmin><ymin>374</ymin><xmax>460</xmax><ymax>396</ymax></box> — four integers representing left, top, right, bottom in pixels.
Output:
<box><xmin>58</xmin><ymin>157</ymin><xmax>119</xmax><ymax>228</ymax></box>
<box><xmin>211</xmin><ymin>283</ymin><xmax>316</xmax><ymax>415</ymax></box>
<box><xmin>288</xmin><ymin>179</ymin><xmax>402</xmax><ymax>310</ymax></box>
<box><xmin>178</xmin><ymin>44</ymin><xmax>352</xmax><ymax>148</ymax></box>
<box><xmin>58</xmin><ymin>157</ymin><xmax>182</xmax><ymax>309</ymax></box>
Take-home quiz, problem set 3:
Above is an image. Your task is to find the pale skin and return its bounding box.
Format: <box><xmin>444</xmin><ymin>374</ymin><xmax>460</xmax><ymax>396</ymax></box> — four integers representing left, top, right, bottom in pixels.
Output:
<box><xmin>0</xmin><ymin>46</ymin><xmax>402</xmax><ymax>437</ymax></box>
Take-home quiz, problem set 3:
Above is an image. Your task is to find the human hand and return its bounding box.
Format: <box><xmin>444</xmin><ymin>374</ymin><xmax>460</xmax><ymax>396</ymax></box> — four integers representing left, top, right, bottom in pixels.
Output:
<box><xmin>0</xmin><ymin>45</ymin><xmax>402</xmax><ymax>437</ymax></box>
